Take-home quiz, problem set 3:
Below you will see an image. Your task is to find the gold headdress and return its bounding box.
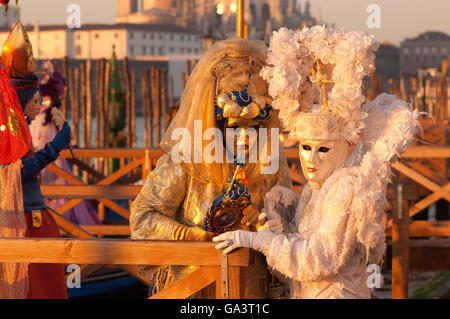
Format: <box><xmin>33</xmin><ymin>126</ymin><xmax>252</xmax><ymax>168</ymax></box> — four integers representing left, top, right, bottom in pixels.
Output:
<box><xmin>203</xmin><ymin>42</ymin><xmax>274</xmax><ymax>127</ymax></box>
<box><xmin>160</xmin><ymin>38</ymin><xmax>285</xmax><ymax>187</ymax></box>
<box><xmin>1</xmin><ymin>19</ymin><xmax>36</xmax><ymax>78</ymax></box>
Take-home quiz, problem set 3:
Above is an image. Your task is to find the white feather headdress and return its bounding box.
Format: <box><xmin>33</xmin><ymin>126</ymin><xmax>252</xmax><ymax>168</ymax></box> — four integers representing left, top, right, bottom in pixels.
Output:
<box><xmin>261</xmin><ymin>26</ymin><xmax>379</xmax><ymax>143</ymax></box>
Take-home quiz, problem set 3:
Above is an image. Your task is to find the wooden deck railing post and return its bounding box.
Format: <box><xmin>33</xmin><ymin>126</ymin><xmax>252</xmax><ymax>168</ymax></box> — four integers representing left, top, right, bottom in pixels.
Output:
<box><xmin>219</xmin><ymin>253</ymin><xmax>229</xmax><ymax>299</ymax></box>
<box><xmin>61</xmin><ymin>56</ymin><xmax>69</xmax><ymax>117</ymax></box>
<box><xmin>123</xmin><ymin>57</ymin><xmax>132</xmax><ymax>148</ymax></box>
<box><xmin>392</xmin><ymin>184</ymin><xmax>410</xmax><ymax>299</ymax></box>
<box><xmin>228</xmin><ymin>266</ymin><xmax>246</xmax><ymax>299</ymax></box>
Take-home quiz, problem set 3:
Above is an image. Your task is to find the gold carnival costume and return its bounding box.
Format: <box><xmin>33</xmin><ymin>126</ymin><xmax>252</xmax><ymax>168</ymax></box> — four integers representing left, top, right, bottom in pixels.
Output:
<box><xmin>130</xmin><ymin>38</ymin><xmax>292</xmax><ymax>298</ymax></box>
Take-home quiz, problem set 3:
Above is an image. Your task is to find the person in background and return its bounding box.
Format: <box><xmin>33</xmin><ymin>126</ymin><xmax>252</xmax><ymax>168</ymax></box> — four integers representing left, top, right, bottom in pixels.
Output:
<box><xmin>1</xmin><ymin>19</ymin><xmax>71</xmax><ymax>299</ymax></box>
<box><xmin>29</xmin><ymin>60</ymin><xmax>101</xmax><ymax>225</ymax></box>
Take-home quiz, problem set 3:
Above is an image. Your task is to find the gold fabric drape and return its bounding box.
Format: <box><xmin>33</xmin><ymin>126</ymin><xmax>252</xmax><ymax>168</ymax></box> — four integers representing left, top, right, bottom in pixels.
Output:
<box><xmin>0</xmin><ymin>160</ymin><xmax>29</xmax><ymax>299</ymax></box>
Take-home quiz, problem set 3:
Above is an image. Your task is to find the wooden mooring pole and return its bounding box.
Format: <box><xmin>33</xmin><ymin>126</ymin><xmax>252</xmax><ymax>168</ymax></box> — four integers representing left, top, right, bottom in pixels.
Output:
<box><xmin>392</xmin><ymin>184</ymin><xmax>410</xmax><ymax>299</ymax></box>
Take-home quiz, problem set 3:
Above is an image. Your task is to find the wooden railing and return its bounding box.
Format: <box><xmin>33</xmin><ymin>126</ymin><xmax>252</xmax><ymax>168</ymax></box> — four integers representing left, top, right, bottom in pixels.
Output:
<box><xmin>388</xmin><ymin>144</ymin><xmax>450</xmax><ymax>299</ymax></box>
<box><xmin>3</xmin><ymin>144</ymin><xmax>449</xmax><ymax>299</ymax></box>
<box><xmin>45</xmin><ymin>146</ymin><xmax>450</xmax><ymax>238</ymax></box>
<box><xmin>0</xmin><ymin>238</ymin><xmax>250</xmax><ymax>299</ymax></box>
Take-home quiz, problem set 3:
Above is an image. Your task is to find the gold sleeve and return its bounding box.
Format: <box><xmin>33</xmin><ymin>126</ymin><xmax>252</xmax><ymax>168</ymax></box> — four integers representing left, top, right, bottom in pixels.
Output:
<box><xmin>130</xmin><ymin>154</ymin><xmax>211</xmax><ymax>243</ymax></box>
<box><xmin>130</xmin><ymin>154</ymin><xmax>188</xmax><ymax>241</ymax></box>
<box><xmin>130</xmin><ymin>154</ymin><xmax>211</xmax><ymax>279</ymax></box>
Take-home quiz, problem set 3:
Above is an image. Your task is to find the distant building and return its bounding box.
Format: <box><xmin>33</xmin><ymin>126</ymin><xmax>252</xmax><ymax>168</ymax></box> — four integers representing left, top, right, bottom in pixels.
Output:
<box><xmin>0</xmin><ymin>23</ymin><xmax>202</xmax><ymax>97</ymax></box>
<box><xmin>0</xmin><ymin>0</ymin><xmax>326</xmax><ymax>97</ymax></box>
<box><xmin>375</xmin><ymin>42</ymin><xmax>400</xmax><ymax>91</ymax></box>
<box><xmin>400</xmin><ymin>31</ymin><xmax>450</xmax><ymax>76</ymax></box>
<box><xmin>116</xmin><ymin>0</ymin><xmax>323</xmax><ymax>40</ymax></box>
<box><xmin>0</xmin><ymin>23</ymin><xmax>201</xmax><ymax>60</ymax></box>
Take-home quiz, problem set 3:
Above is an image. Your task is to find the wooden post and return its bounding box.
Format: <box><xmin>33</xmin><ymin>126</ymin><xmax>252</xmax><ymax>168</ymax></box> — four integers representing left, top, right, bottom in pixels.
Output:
<box><xmin>228</xmin><ymin>267</ymin><xmax>246</xmax><ymax>298</ymax></box>
<box><xmin>68</xmin><ymin>67</ymin><xmax>77</xmax><ymax>146</ymax></box>
<box><xmin>435</xmin><ymin>77</ymin><xmax>441</xmax><ymax>121</ymax></box>
<box><xmin>61</xmin><ymin>56</ymin><xmax>69</xmax><ymax>118</ymax></box>
<box><xmin>73</xmin><ymin>67</ymin><xmax>80</xmax><ymax>177</ymax></box>
<box><xmin>94</xmin><ymin>60</ymin><xmax>100</xmax><ymax>171</ymax></box>
<box><xmin>369</xmin><ymin>69</ymin><xmax>376</xmax><ymax>101</ymax></box>
<box><xmin>86</xmin><ymin>60</ymin><xmax>92</xmax><ymax>149</ymax></box>
<box><xmin>98</xmin><ymin>203</ymin><xmax>105</xmax><ymax>223</ymax></box>
<box><xmin>152</xmin><ymin>66</ymin><xmax>161</xmax><ymax>147</ymax></box>
<box><xmin>411</xmin><ymin>77</ymin><xmax>418</xmax><ymax>109</ymax></box>
<box><xmin>161</xmin><ymin>67</ymin><xmax>168</xmax><ymax>131</ymax></box>
<box><xmin>131</xmin><ymin>69</ymin><xmax>136</xmax><ymax>148</ymax></box>
<box><xmin>96</xmin><ymin>59</ymin><xmax>105</xmax><ymax>172</ymax></box>
<box><xmin>103</xmin><ymin>61</ymin><xmax>111</xmax><ymax>176</ymax></box>
<box><xmin>156</xmin><ymin>67</ymin><xmax>161</xmax><ymax>146</ymax></box>
<box><xmin>169</xmin><ymin>74</ymin><xmax>174</xmax><ymax>108</ymax></box>
<box><xmin>186</xmin><ymin>60</ymin><xmax>191</xmax><ymax>79</ymax></box>
<box><xmin>123</xmin><ymin>57</ymin><xmax>132</xmax><ymax>148</ymax></box>
<box><xmin>393</xmin><ymin>81</ymin><xmax>400</xmax><ymax>98</ymax></box>
<box><xmin>400</xmin><ymin>73</ymin><xmax>407</xmax><ymax>101</ymax></box>
<box><xmin>103</xmin><ymin>61</ymin><xmax>110</xmax><ymax>149</ymax></box>
<box><xmin>388</xmin><ymin>78</ymin><xmax>393</xmax><ymax>95</ymax></box>
<box><xmin>392</xmin><ymin>184</ymin><xmax>410</xmax><ymax>299</ymax></box>
<box><xmin>142</xmin><ymin>149</ymin><xmax>151</xmax><ymax>182</ymax></box>
<box><xmin>147</xmin><ymin>68</ymin><xmax>155</xmax><ymax>148</ymax></box>
<box><xmin>95</xmin><ymin>60</ymin><xmax>101</xmax><ymax>150</ymax></box>
<box><xmin>80</xmin><ymin>63</ymin><xmax>87</xmax><ymax>148</ymax></box>
<box><xmin>440</xmin><ymin>75</ymin><xmax>447</xmax><ymax>121</ymax></box>
<box><xmin>80</xmin><ymin>62</ymin><xmax>88</xmax><ymax>183</ymax></box>
<box><xmin>142</xmin><ymin>69</ymin><xmax>150</xmax><ymax>148</ymax></box>
<box><xmin>377</xmin><ymin>74</ymin><xmax>383</xmax><ymax>96</ymax></box>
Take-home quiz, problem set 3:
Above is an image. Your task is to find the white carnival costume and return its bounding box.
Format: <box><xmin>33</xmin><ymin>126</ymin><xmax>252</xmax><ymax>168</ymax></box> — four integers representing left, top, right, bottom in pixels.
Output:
<box><xmin>214</xmin><ymin>26</ymin><xmax>421</xmax><ymax>299</ymax></box>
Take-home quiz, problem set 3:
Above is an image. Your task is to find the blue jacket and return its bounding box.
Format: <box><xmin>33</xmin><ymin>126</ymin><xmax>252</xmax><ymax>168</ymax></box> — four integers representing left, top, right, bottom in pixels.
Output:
<box><xmin>21</xmin><ymin>122</ymin><xmax>71</xmax><ymax>211</ymax></box>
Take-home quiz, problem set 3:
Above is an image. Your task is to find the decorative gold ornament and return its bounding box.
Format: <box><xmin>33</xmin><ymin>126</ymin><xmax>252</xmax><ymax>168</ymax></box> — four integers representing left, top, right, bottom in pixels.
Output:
<box><xmin>8</xmin><ymin>107</ymin><xmax>19</xmax><ymax>136</ymax></box>
<box><xmin>310</xmin><ymin>59</ymin><xmax>334</xmax><ymax>111</ymax></box>
<box><xmin>205</xmin><ymin>196</ymin><xmax>249</xmax><ymax>234</ymax></box>
<box><xmin>31</xmin><ymin>210</ymin><xmax>43</xmax><ymax>228</ymax></box>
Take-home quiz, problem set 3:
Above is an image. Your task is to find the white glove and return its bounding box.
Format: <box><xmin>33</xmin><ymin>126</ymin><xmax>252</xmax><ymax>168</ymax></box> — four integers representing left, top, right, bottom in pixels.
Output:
<box><xmin>51</xmin><ymin>107</ymin><xmax>66</xmax><ymax>131</ymax></box>
<box><xmin>213</xmin><ymin>229</ymin><xmax>274</xmax><ymax>255</ymax></box>
<box><xmin>213</xmin><ymin>230</ymin><xmax>256</xmax><ymax>255</ymax></box>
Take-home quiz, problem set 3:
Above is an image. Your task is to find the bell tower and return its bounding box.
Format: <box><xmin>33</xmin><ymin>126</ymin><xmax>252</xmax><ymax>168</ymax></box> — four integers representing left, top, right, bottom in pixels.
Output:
<box><xmin>142</xmin><ymin>0</ymin><xmax>172</xmax><ymax>12</ymax></box>
<box><xmin>117</xmin><ymin>0</ymin><xmax>138</xmax><ymax>19</ymax></box>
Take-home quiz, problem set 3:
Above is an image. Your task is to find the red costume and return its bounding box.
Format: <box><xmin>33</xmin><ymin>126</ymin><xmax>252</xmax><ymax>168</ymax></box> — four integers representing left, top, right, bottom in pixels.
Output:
<box><xmin>0</xmin><ymin>12</ymin><xmax>69</xmax><ymax>299</ymax></box>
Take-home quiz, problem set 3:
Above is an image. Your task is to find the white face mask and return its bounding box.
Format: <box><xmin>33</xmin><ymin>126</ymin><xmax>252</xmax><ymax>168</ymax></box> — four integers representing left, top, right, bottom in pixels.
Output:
<box><xmin>299</xmin><ymin>139</ymin><xmax>347</xmax><ymax>185</ymax></box>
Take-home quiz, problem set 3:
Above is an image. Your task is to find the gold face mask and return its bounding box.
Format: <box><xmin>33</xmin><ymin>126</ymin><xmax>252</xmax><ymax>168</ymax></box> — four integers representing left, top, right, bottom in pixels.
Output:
<box><xmin>299</xmin><ymin>139</ymin><xmax>347</xmax><ymax>185</ymax></box>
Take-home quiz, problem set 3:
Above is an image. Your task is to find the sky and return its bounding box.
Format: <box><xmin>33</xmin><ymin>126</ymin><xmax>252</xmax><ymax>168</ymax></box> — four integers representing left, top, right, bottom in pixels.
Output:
<box><xmin>15</xmin><ymin>0</ymin><xmax>450</xmax><ymax>46</ymax></box>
